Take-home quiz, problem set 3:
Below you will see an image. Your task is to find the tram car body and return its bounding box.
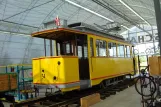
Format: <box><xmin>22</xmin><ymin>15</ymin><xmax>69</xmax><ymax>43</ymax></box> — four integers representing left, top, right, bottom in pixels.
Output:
<box><xmin>32</xmin><ymin>22</ymin><xmax>137</xmax><ymax>92</ymax></box>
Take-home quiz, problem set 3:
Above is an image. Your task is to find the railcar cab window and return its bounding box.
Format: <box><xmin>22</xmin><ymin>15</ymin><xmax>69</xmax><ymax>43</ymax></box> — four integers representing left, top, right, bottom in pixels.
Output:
<box><xmin>96</xmin><ymin>39</ymin><xmax>107</xmax><ymax>56</ymax></box>
<box><xmin>117</xmin><ymin>44</ymin><xmax>125</xmax><ymax>57</ymax></box>
<box><xmin>66</xmin><ymin>43</ymin><xmax>70</xmax><ymax>54</ymax></box>
<box><xmin>125</xmin><ymin>45</ymin><xmax>131</xmax><ymax>57</ymax></box>
<box><xmin>108</xmin><ymin>42</ymin><xmax>117</xmax><ymax>57</ymax></box>
<box><xmin>57</xmin><ymin>41</ymin><xmax>73</xmax><ymax>55</ymax></box>
<box><xmin>57</xmin><ymin>43</ymin><xmax>61</xmax><ymax>55</ymax></box>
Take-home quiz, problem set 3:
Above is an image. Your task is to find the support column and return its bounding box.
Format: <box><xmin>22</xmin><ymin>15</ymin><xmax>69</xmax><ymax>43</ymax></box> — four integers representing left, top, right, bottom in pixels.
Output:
<box><xmin>153</xmin><ymin>0</ymin><xmax>161</xmax><ymax>55</ymax></box>
<box><xmin>127</xmin><ymin>30</ymin><xmax>130</xmax><ymax>42</ymax></box>
<box><xmin>151</xmin><ymin>27</ymin><xmax>156</xmax><ymax>53</ymax></box>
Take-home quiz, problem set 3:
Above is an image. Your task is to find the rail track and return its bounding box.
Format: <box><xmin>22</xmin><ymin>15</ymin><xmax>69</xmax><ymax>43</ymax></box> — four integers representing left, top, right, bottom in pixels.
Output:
<box><xmin>11</xmin><ymin>79</ymin><xmax>135</xmax><ymax>107</ymax></box>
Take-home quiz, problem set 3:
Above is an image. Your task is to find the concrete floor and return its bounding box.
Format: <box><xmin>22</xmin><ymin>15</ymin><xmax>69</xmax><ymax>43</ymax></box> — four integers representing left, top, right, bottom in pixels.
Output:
<box><xmin>92</xmin><ymin>86</ymin><xmax>142</xmax><ymax>107</ymax></box>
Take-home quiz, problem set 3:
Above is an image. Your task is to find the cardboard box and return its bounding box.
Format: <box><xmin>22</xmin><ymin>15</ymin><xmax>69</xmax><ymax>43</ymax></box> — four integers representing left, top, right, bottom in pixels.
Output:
<box><xmin>149</xmin><ymin>56</ymin><xmax>161</xmax><ymax>76</ymax></box>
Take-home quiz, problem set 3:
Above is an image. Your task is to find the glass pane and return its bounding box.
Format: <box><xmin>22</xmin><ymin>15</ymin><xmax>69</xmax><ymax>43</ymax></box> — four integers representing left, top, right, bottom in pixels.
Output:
<box><xmin>127</xmin><ymin>46</ymin><xmax>131</xmax><ymax>57</ymax></box>
<box><xmin>78</xmin><ymin>46</ymin><xmax>82</xmax><ymax>58</ymax></box>
<box><xmin>96</xmin><ymin>40</ymin><xmax>99</xmax><ymax>56</ymax></box>
<box><xmin>118</xmin><ymin>44</ymin><xmax>124</xmax><ymax>57</ymax></box>
<box><xmin>90</xmin><ymin>38</ymin><xmax>94</xmax><ymax>57</ymax></box>
<box><xmin>108</xmin><ymin>43</ymin><xmax>116</xmax><ymax>57</ymax></box>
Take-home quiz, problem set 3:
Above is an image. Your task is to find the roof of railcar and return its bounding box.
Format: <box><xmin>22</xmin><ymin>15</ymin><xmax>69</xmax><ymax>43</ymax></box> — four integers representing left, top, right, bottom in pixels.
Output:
<box><xmin>31</xmin><ymin>27</ymin><xmax>132</xmax><ymax>45</ymax></box>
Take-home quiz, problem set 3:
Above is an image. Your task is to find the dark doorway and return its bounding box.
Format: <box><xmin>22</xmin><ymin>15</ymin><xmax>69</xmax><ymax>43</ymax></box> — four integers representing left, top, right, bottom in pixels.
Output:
<box><xmin>76</xmin><ymin>35</ymin><xmax>90</xmax><ymax>80</ymax></box>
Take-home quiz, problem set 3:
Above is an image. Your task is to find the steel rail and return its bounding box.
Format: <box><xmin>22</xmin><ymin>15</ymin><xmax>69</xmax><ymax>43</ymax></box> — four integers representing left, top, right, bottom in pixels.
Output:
<box><xmin>12</xmin><ymin>79</ymin><xmax>134</xmax><ymax>107</ymax></box>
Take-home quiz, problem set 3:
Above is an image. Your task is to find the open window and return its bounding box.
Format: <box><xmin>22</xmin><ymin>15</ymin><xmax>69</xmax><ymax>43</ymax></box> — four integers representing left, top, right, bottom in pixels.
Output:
<box><xmin>49</xmin><ymin>33</ymin><xmax>89</xmax><ymax>58</ymax></box>
<box><xmin>117</xmin><ymin>44</ymin><xmax>125</xmax><ymax>57</ymax></box>
<box><xmin>56</xmin><ymin>40</ymin><xmax>74</xmax><ymax>56</ymax></box>
<box><xmin>125</xmin><ymin>45</ymin><xmax>131</xmax><ymax>58</ymax></box>
<box><xmin>96</xmin><ymin>39</ymin><xmax>107</xmax><ymax>57</ymax></box>
<box><xmin>108</xmin><ymin>42</ymin><xmax>117</xmax><ymax>57</ymax></box>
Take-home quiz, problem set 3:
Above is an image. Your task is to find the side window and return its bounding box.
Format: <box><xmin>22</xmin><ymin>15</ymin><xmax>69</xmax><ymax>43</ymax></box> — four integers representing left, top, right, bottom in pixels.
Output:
<box><xmin>96</xmin><ymin>40</ymin><xmax>99</xmax><ymax>56</ymax></box>
<box><xmin>108</xmin><ymin>42</ymin><xmax>117</xmax><ymax>57</ymax></box>
<box><xmin>57</xmin><ymin>42</ymin><xmax>60</xmax><ymax>55</ymax></box>
<box><xmin>96</xmin><ymin>39</ymin><xmax>107</xmax><ymax>56</ymax></box>
<box><xmin>126</xmin><ymin>45</ymin><xmax>131</xmax><ymax>57</ymax></box>
<box><xmin>90</xmin><ymin>38</ymin><xmax>94</xmax><ymax>57</ymax></box>
<box><xmin>117</xmin><ymin>44</ymin><xmax>125</xmax><ymax>57</ymax></box>
<box><xmin>66</xmin><ymin>43</ymin><xmax>70</xmax><ymax>54</ymax></box>
<box><xmin>99</xmin><ymin>40</ymin><xmax>107</xmax><ymax>56</ymax></box>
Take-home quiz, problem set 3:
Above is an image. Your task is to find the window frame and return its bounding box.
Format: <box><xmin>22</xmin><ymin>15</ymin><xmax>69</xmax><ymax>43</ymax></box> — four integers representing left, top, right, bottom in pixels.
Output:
<box><xmin>125</xmin><ymin>45</ymin><xmax>131</xmax><ymax>58</ymax></box>
<box><xmin>96</xmin><ymin>39</ymin><xmax>107</xmax><ymax>57</ymax></box>
<box><xmin>108</xmin><ymin>42</ymin><xmax>117</xmax><ymax>57</ymax></box>
<box><xmin>117</xmin><ymin>44</ymin><xmax>125</xmax><ymax>58</ymax></box>
<box><xmin>90</xmin><ymin>37</ymin><xmax>94</xmax><ymax>57</ymax></box>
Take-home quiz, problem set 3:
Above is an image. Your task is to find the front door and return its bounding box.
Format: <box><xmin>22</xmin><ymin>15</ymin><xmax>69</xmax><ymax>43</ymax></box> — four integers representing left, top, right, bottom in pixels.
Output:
<box><xmin>76</xmin><ymin>35</ymin><xmax>90</xmax><ymax>80</ymax></box>
<box><xmin>78</xmin><ymin>45</ymin><xmax>90</xmax><ymax>80</ymax></box>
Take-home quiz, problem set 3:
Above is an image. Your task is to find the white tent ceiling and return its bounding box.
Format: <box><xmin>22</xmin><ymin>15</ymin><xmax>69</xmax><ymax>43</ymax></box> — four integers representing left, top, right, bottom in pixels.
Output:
<box><xmin>0</xmin><ymin>0</ymin><xmax>157</xmax><ymax>35</ymax></box>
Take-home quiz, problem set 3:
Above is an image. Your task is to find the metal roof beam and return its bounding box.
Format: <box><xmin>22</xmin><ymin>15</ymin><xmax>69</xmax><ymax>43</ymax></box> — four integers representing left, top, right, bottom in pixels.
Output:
<box><xmin>0</xmin><ymin>0</ymin><xmax>55</xmax><ymax>21</ymax></box>
<box><xmin>118</xmin><ymin>0</ymin><xmax>151</xmax><ymax>26</ymax></box>
<box><xmin>1</xmin><ymin>20</ymin><xmax>38</xmax><ymax>28</ymax></box>
<box><xmin>64</xmin><ymin>0</ymin><xmax>130</xmax><ymax>31</ymax></box>
<box><xmin>92</xmin><ymin>0</ymin><xmax>152</xmax><ymax>35</ymax></box>
<box><xmin>0</xmin><ymin>29</ymin><xmax>30</xmax><ymax>35</ymax></box>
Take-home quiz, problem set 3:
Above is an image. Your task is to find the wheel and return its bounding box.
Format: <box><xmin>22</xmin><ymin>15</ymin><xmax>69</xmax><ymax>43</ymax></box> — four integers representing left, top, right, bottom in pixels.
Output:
<box><xmin>135</xmin><ymin>76</ymin><xmax>156</xmax><ymax>97</ymax></box>
<box><xmin>146</xmin><ymin>101</ymin><xmax>154</xmax><ymax>107</ymax></box>
<box><xmin>145</xmin><ymin>48</ymin><xmax>151</xmax><ymax>55</ymax></box>
<box><xmin>99</xmin><ymin>82</ymin><xmax>106</xmax><ymax>89</ymax></box>
<box><xmin>149</xmin><ymin>76</ymin><xmax>155</xmax><ymax>81</ymax></box>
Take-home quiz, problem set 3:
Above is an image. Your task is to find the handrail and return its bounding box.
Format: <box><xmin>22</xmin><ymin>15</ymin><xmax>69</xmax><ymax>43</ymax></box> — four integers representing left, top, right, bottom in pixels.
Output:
<box><xmin>0</xmin><ymin>64</ymin><xmax>32</xmax><ymax>68</ymax></box>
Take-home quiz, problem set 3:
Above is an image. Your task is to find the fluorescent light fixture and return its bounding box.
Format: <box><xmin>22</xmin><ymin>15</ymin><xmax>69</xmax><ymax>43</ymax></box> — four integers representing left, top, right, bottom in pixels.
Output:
<box><xmin>121</xmin><ymin>25</ymin><xmax>131</xmax><ymax>30</ymax></box>
<box><xmin>118</xmin><ymin>0</ymin><xmax>151</xmax><ymax>26</ymax></box>
<box><xmin>0</xmin><ymin>30</ymin><xmax>29</xmax><ymax>36</ymax></box>
<box><xmin>64</xmin><ymin>0</ymin><xmax>114</xmax><ymax>22</ymax></box>
<box><xmin>64</xmin><ymin>0</ymin><xmax>130</xmax><ymax>31</ymax></box>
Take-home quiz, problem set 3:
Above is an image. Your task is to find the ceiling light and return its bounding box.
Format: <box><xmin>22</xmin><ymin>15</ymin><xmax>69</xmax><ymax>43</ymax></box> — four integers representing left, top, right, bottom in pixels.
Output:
<box><xmin>64</xmin><ymin>0</ymin><xmax>130</xmax><ymax>31</ymax></box>
<box><xmin>0</xmin><ymin>30</ymin><xmax>29</xmax><ymax>36</ymax></box>
<box><xmin>64</xmin><ymin>0</ymin><xmax>114</xmax><ymax>22</ymax></box>
<box><xmin>118</xmin><ymin>0</ymin><xmax>151</xmax><ymax>26</ymax></box>
<box><xmin>121</xmin><ymin>25</ymin><xmax>131</xmax><ymax>31</ymax></box>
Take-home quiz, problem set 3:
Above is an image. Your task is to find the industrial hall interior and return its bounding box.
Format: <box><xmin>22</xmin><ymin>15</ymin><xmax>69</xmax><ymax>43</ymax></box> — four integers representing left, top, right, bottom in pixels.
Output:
<box><xmin>1</xmin><ymin>0</ymin><xmax>161</xmax><ymax>107</ymax></box>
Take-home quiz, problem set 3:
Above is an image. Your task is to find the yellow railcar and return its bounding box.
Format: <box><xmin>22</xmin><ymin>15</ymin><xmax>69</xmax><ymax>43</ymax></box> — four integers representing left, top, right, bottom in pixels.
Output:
<box><xmin>32</xmin><ymin>22</ymin><xmax>137</xmax><ymax>92</ymax></box>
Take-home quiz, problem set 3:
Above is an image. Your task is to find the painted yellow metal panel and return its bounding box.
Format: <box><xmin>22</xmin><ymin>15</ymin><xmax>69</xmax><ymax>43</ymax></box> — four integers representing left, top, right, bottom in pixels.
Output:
<box><xmin>32</xmin><ymin>59</ymin><xmax>41</xmax><ymax>84</ymax></box>
<box><xmin>39</xmin><ymin>58</ymin><xmax>62</xmax><ymax>84</ymax></box>
<box><xmin>87</xmin><ymin>34</ymin><xmax>134</xmax><ymax>86</ymax></box>
<box><xmin>63</xmin><ymin>57</ymin><xmax>79</xmax><ymax>83</ymax></box>
<box><xmin>91</xmin><ymin>57</ymin><xmax>133</xmax><ymax>86</ymax></box>
<box><xmin>32</xmin><ymin>56</ymin><xmax>80</xmax><ymax>91</ymax></box>
<box><xmin>134</xmin><ymin>57</ymin><xmax>139</xmax><ymax>75</ymax></box>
